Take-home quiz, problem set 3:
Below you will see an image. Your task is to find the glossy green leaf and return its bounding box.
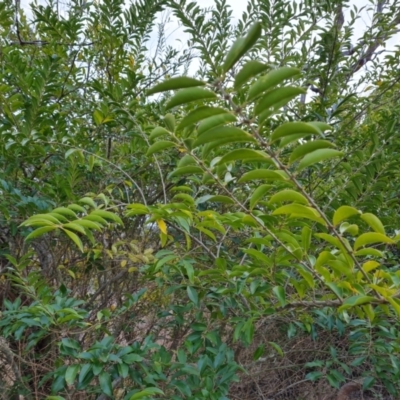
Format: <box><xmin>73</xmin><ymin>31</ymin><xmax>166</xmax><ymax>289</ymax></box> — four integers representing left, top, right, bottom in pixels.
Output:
<box><xmin>177</xmin><ymin>154</ymin><xmax>196</xmax><ymax>167</ymax></box>
<box><xmin>177</xmin><ymin>106</ymin><xmax>229</xmax><ymax>130</ymax></box>
<box><xmin>149</xmin><ymin>126</ymin><xmax>170</xmax><ymax>141</ymax></box>
<box><xmin>272</xmin><ymin>286</ymin><xmax>286</xmax><ymax>307</ymax></box>
<box><xmin>193</xmin><ymin>126</ymin><xmax>255</xmax><ymax>147</ymax></box>
<box><xmin>169</xmin><ymin>166</ymin><xmax>203</xmax><ymax>177</ymax></box>
<box><xmin>238</xmin><ymin>169</ymin><xmax>288</xmax><ymax>183</ymax></box>
<box><xmin>52</xmin><ymin>207</ymin><xmax>78</xmax><ymax>218</ymax></box>
<box><xmin>63</xmin><ymin>229</ymin><xmax>84</xmax><ymax>252</ymax></box>
<box><xmin>165</xmin><ymin>88</ymin><xmax>217</xmax><ymax>110</ymax></box>
<box><xmin>289</xmin><ymin>140</ymin><xmax>336</xmax><ymax>164</ymax></box>
<box><xmin>269</xmin><ymin>189</ymin><xmax>308</xmax><ymax>205</ymax></box>
<box><xmin>250</xmin><ymin>184</ymin><xmax>271</xmax><ymax>209</ymax></box>
<box><xmin>187</xmin><ymin>286</ymin><xmax>199</xmax><ymax>306</ymax></box>
<box><xmin>361</xmin><ymin>213</ymin><xmax>385</xmax><ymax>234</ymax></box>
<box><xmin>254</xmin><ymin>86</ymin><xmax>305</xmax><ymax>115</ymax></box>
<box><xmin>338</xmin><ymin>296</ymin><xmax>376</xmax><ymax>311</ymax></box>
<box><xmin>297</xmin><ymin>149</ymin><xmax>343</xmax><ymax>170</ymax></box>
<box><xmin>247</xmin><ymin>66</ymin><xmax>301</xmax><ymax>101</ymax></box>
<box><xmin>217</xmin><ymin>149</ymin><xmax>272</xmax><ymax>165</ymax></box>
<box><xmin>146</xmin><ymin>140</ymin><xmax>176</xmax><ymax>156</ymax></box>
<box><xmin>65</xmin><ymin>365</ymin><xmax>80</xmax><ymax>385</ymax></box>
<box><xmin>354</xmin><ymin>233</ymin><xmax>394</xmax><ymax>250</ymax></box>
<box><xmin>197</xmin><ymin>113</ymin><xmax>236</xmax><ymax>135</ymax></box>
<box><xmin>129</xmin><ymin>388</ymin><xmax>164</xmax><ymax>400</ymax></box>
<box><xmin>164</xmin><ymin>113</ymin><xmax>175</xmax><ymax>132</ymax></box>
<box><xmin>91</xmin><ymin>210</ymin><xmax>123</xmax><ymax>224</ymax></box>
<box><xmin>271</xmin><ymin>122</ymin><xmax>321</xmax><ymax>143</ymax></box>
<box><xmin>333</xmin><ymin>206</ymin><xmax>361</xmax><ymax>226</ymax></box>
<box><xmin>147</xmin><ymin>77</ymin><xmax>205</xmax><ymax>95</ymax></box>
<box><xmin>126</xmin><ymin>203</ymin><xmax>149</xmax><ymax>216</ymax></box>
<box><xmin>234</xmin><ymin>60</ymin><xmax>270</xmax><ymax>89</ymax></box>
<box><xmin>354</xmin><ymin>248</ymin><xmax>385</xmax><ymax>257</ymax></box>
<box><xmin>272</xmin><ymin>204</ymin><xmax>320</xmax><ymax>218</ymax></box>
<box><xmin>99</xmin><ymin>371</ymin><xmax>112</xmax><ymax>397</ymax></box>
<box><xmin>25</xmin><ymin>226</ymin><xmax>58</xmax><ymax>240</ymax></box>
<box><xmin>223</xmin><ymin>21</ymin><xmax>262</xmax><ymax>72</ymax></box>
<box><xmin>63</xmin><ymin>222</ymin><xmax>86</xmax><ymax>235</ymax></box>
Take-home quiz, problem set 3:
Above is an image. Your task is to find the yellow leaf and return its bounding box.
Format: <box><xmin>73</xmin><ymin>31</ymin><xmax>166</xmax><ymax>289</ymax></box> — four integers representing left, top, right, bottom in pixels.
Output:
<box><xmin>157</xmin><ymin>219</ymin><xmax>167</xmax><ymax>234</ymax></box>
<box><xmin>67</xmin><ymin>269</ymin><xmax>76</xmax><ymax>279</ymax></box>
<box><xmin>120</xmin><ymin>260</ymin><xmax>127</xmax><ymax>268</ymax></box>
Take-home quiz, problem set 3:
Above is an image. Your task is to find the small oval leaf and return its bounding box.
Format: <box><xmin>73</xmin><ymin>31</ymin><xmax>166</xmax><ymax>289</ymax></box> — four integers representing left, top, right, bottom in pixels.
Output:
<box><xmin>146</xmin><ymin>141</ymin><xmax>176</xmax><ymax>156</ymax></box>
<box><xmin>166</xmin><ymin>88</ymin><xmax>217</xmax><ymax>110</ymax></box>
<box><xmin>177</xmin><ymin>106</ymin><xmax>229</xmax><ymax>131</ymax></box>
<box><xmin>217</xmin><ymin>149</ymin><xmax>272</xmax><ymax>165</ymax></box>
<box><xmin>239</xmin><ymin>169</ymin><xmax>288</xmax><ymax>183</ymax></box>
<box><xmin>234</xmin><ymin>60</ymin><xmax>270</xmax><ymax>89</ymax></box>
<box><xmin>223</xmin><ymin>22</ymin><xmax>262</xmax><ymax>72</ymax></box>
<box><xmin>147</xmin><ymin>76</ymin><xmax>205</xmax><ymax>95</ymax></box>
<box><xmin>247</xmin><ymin>66</ymin><xmax>301</xmax><ymax>101</ymax></box>
<box><xmin>297</xmin><ymin>149</ymin><xmax>343</xmax><ymax>171</ymax></box>
<box><xmin>269</xmin><ymin>189</ymin><xmax>309</xmax><ymax>205</ymax></box>
<box><xmin>354</xmin><ymin>233</ymin><xmax>394</xmax><ymax>250</ymax></box>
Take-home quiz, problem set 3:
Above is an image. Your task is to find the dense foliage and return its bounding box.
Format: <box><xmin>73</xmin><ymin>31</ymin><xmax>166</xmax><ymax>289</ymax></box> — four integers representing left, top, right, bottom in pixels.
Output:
<box><xmin>1</xmin><ymin>0</ymin><xmax>400</xmax><ymax>398</ymax></box>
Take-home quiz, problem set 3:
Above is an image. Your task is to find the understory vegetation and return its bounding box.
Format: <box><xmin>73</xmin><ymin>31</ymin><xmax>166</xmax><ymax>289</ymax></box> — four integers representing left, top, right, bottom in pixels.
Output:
<box><xmin>1</xmin><ymin>0</ymin><xmax>400</xmax><ymax>398</ymax></box>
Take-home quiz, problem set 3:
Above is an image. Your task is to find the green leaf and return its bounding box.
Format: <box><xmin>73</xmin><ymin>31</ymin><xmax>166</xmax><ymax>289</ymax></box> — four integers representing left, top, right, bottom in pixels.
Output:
<box><xmin>360</xmin><ymin>213</ymin><xmax>385</xmax><ymax>234</ymax></box>
<box><xmin>146</xmin><ymin>141</ymin><xmax>176</xmax><ymax>156</ymax></box>
<box><xmin>297</xmin><ymin>149</ymin><xmax>343</xmax><ymax>170</ymax></box>
<box><xmin>234</xmin><ymin>61</ymin><xmax>270</xmax><ymax>89</ymax></box>
<box><xmin>65</xmin><ymin>365</ymin><xmax>80</xmax><ymax>385</ymax></box>
<box><xmin>197</xmin><ymin>113</ymin><xmax>236</xmax><ymax>135</ymax></box>
<box><xmin>272</xmin><ymin>204</ymin><xmax>320</xmax><ymax>218</ymax></box>
<box><xmin>169</xmin><ymin>166</ymin><xmax>203</xmax><ymax>177</ymax></box>
<box><xmin>165</xmin><ymin>88</ymin><xmax>216</xmax><ymax>110</ymax></box>
<box><xmin>272</xmin><ymin>286</ymin><xmax>286</xmax><ymax>307</ymax></box>
<box><xmin>250</xmin><ymin>184</ymin><xmax>271</xmax><ymax>209</ymax></box>
<box><xmin>254</xmin><ymin>86</ymin><xmax>305</xmax><ymax>116</ymax></box>
<box><xmin>289</xmin><ymin>140</ymin><xmax>336</xmax><ymax>164</ymax></box>
<box><xmin>147</xmin><ymin>77</ymin><xmax>205</xmax><ymax>95</ymax></box>
<box><xmin>338</xmin><ymin>296</ymin><xmax>376</xmax><ymax>311</ymax></box>
<box><xmin>177</xmin><ymin>106</ymin><xmax>229</xmax><ymax>130</ymax></box>
<box><xmin>333</xmin><ymin>206</ymin><xmax>361</xmax><ymax>226</ymax></box>
<box><xmin>354</xmin><ymin>248</ymin><xmax>384</xmax><ymax>257</ymax></box>
<box><xmin>63</xmin><ymin>229</ymin><xmax>84</xmax><ymax>252</ymax></box>
<box><xmin>52</xmin><ymin>207</ymin><xmax>78</xmax><ymax>218</ymax></box>
<box><xmin>99</xmin><ymin>371</ymin><xmax>112</xmax><ymax>397</ymax></box>
<box><xmin>149</xmin><ymin>126</ymin><xmax>170</xmax><ymax>141</ymax></box>
<box><xmin>91</xmin><ymin>210</ymin><xmax>123</xmax><ymax>224</ymax></box>
<box><xmin>268</xmin><ymin>341</ymin><xmax>284</xmax><ymax>356</ymax></box>
<box><xmin>25</xmin><ymin>226</ymin><xmax>57</xmax><ymax>240</ymax></box>
<box><xmin>247</xmin><ymin>66</ymin><xmax>301</xmax><ymax>101</ymax></box>
<box><xmin>238</xmin><ymin>169</ymin><xmax>288</xmax><ymax>183</ymax></box>
<box><xmin>164</xmin><ymin>113</ymin><xmax>175</xmax><ymax>132</ymax></box>
<box><xmin>129</xmin><ymin>388</ymin><xmax>164</xmax><ymax>400</ymax></box>
<box><xmin>63</xmin><ymin>223</ymin><xmax>86</xmax><ymax>235</ymax></box>
<box><xmin>271</xmin><ymin>122</ymin><xmax>321</xmax><ymax>143</ymax></box>
<box><xmin>72</xmin><ymin>219</ymin><xmax>103</xmax><ymax>231</ymax></box>
<box><xmin>223</xmin><ymin>21</ymin><xmax>262</xmax><ymax>72</ymax></box>
<box><xmin>269</xmin><ymin>189</ymin><xmax>309</xmax><ymax>205</ymax></box>
<box><xmin>126</xmin><ymin>203</ymin><xmax>149</xmax><ymax>216</ymax></box>
<box><xmin>354</xmin><ymin>233</ymin><xmax>394</xmax><ymax>250</ymax></box>
<box><xmin>187</xmin><ymin>286</ymin><xmax>199</xmax><ymax>306</ymax></box>
<box><xmin>79</xmin><ymin>197</ymin><xmax>97</xmax><ymax>208</ymax></box>
<box><xmin>217</xmin><ymin>149</ymin><xmax>272</xmax><ymax>165</ymax></box>
<box><xmin>193</xmin><ymin>126</ymin><xmax>255</xmax><ymax>147</ymax></box>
